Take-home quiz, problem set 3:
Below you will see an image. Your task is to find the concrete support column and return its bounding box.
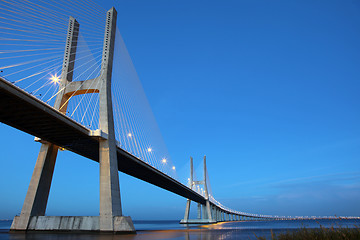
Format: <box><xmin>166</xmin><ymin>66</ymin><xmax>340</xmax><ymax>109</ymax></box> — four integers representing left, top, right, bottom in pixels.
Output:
<box><xmin>98</xmin><ymin>8</ymin><xmax>124</xmax><ymax>231</ymax></box>
<box><xmin>11</xmin><ymin>144</ymin><xmax>58</xmax><ymax>230</ymax></box>
<box><xmin>202</xmin><ymin>204</ymin><xmax>207</xmax><ymax>219</ymax></box>
<box><xmin>183</xmin><ymin>200</ymin><xmax>191</xmax><ymax>222</ymax></box>
<box><xmin>182</xmin><ymin>157</ymin><xmax>193</xmax><ymax>224</ymax></box>
<box><xmin>204</xmin><ymin>157</ymin><xmax>213</xmax><ymax>223</ymax></box>
<box><xmin>197</xmin><ymin>203</ymin><xmax>201</xmax><ymax>219</ymax></box>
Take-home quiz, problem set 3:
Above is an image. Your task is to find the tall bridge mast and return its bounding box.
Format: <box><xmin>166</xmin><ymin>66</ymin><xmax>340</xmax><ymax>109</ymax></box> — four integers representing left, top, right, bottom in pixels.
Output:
<box><xmin>10</xmin><ymin>7</ymin><xmax>135</xmax><ymax>233</ymax></box>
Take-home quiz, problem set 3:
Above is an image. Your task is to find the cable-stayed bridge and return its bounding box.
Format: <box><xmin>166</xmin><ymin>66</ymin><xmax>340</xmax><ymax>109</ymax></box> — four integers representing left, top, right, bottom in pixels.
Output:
<box><xmin>0</xmin><ymin>0</ymin><xmax>313</xmax><ymax>233</ymax></box>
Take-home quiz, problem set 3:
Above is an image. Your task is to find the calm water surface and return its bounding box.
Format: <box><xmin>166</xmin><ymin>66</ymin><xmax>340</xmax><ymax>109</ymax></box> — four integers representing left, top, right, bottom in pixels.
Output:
<box><xmin>0</xmin><ymin>219</ymin><xmax>359</xmax><ymax>240</ymax></box>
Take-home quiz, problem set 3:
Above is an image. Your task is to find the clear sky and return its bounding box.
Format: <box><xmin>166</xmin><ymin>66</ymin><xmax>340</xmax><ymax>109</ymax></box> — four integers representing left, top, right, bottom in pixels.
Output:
<box><xmin>1</xmin><ymin>0</ymin><xmax>360</xmax><ymax>220</ymax></box>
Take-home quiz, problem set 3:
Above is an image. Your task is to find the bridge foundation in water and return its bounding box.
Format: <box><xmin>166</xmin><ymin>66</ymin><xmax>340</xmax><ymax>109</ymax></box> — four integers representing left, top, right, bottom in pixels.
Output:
<box><xmin>10</xmin><ymin>7</ymin><xmax>135</xmax><ymax>233</ymax></box>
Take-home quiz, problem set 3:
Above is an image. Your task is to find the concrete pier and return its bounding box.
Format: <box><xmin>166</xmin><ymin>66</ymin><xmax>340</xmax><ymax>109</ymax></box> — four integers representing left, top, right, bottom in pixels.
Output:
<box><xmin>10</xmin><ymin>7</ymin><xmax>134</xmax><ymax>233</ymax></box>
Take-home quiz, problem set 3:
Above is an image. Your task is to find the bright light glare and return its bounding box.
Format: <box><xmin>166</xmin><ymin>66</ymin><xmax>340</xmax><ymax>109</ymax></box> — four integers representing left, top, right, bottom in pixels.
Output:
<box><xmin>172</xmin><ymin>166</ymin><xmax>175</xmax><ymax>170</ymax></box>
<box><xmin>147</xmin><ymin>148</ymin><xmax>152</xmax><ymax>152</ymax></box>
<box><xmin>162</xmin><ymin>158</ymin><xmax>167</xmax><ymax>163</ymax></box>
<box><xmin>50</xmin><ymin>74</ymin><xmax>60</xmax><ymax>84</ymax></box>
<box><xmin>127</xmin><ymin>133</ymin><xmax>132</xmax><ymax>137</ymax></box>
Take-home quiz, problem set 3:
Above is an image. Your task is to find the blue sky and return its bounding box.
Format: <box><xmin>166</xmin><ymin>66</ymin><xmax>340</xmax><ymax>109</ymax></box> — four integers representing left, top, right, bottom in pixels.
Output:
<box><xmin>1</xmin><ymin>0</ymin><xmax>360</xmax><ymax>220</ymax></box>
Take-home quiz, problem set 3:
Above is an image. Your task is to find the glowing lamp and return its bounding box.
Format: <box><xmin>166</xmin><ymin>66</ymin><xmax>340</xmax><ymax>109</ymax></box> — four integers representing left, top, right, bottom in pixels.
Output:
<box><xmin>50</xmin><ymin>74</ymin><xmax>60</xmax><ymax>84</ymax></box>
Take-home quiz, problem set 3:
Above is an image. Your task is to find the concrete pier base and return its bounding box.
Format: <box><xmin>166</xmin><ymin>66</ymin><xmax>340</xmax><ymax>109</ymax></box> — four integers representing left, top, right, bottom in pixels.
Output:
<box><xmin>180</xmin><ymin>219</ymin><xmax>216</xmax><ymax>224</ymax></box>
<box><xmin>11</xmin><ymin>216</ymin><xmax>135</xmax><ymax>233</ymax></box>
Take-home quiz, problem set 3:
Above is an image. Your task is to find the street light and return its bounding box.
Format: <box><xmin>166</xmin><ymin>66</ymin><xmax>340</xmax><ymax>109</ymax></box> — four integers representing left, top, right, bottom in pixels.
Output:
<box><xmin>50</xmin><ymin>74</ymin><xmax>60</xmax><ymax>84</ymax></box>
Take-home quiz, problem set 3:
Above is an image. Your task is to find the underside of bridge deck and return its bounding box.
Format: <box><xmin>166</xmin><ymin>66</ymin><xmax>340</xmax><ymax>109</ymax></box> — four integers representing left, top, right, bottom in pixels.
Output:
<box><xmin>0</xmin><ymin>77</ymin><xmax>206</xmax><ymax>205</ymax></box>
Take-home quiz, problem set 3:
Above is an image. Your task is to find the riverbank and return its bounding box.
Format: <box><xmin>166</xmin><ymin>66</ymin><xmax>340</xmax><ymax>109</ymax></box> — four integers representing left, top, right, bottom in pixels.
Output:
<box><xmin>262</xmin><ymin>225</ymin><xmax>360</xmax><ymax>240</ymax></box>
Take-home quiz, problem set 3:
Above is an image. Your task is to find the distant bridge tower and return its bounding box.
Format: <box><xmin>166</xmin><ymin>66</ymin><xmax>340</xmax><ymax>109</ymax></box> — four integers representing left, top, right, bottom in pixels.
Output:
<box><xmin>10</xmin><ymin>7</ymin><xmax>135</xmax><ymax>233</ymax></box>
<box><xmin>181</xmin><ymin>156</ymin><xmax>216</xmax><ymax>223</ymax></box>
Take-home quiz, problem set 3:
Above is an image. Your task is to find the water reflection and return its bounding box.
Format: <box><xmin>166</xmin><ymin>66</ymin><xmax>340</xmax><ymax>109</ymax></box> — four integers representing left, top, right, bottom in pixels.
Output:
<box><xmin>7</xmin><ymin>230</ymin><xmax>262</xmax><ymax>240</ymax></box>
<box><xmin>3</xmin><ymin>219</ymin><xmax>360</xmax><ymax>240</ymax></box>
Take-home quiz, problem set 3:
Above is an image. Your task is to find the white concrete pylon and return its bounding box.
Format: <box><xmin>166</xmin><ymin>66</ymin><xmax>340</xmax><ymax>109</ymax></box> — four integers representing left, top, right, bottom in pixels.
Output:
<box><xmin>11</xmin><ymin>7</ymin><xmax>135</xmax><ymax>233</ymax></box>
<box><xmin>180</xmin><ymin>156</ymin><xmax>216</xmax><ymax>224</ymax></box>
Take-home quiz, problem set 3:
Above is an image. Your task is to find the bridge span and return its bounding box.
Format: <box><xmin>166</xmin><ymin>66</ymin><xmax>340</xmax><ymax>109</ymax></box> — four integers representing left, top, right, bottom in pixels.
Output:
<box><xmin>0</xmin><ymin>6</ymin><xmax>278</xmax><ymax>233</ymax></box>
<box><xmin>0</xmin><ymin>75</ymin><xmax>206</xmax><ymax>205</ymax></box>
<box><xmin>1</xmin><ymin>75</ymin><xmax>277</xmax><ymax>229</ymax></box>
<box><xmin>0</xmin><ymin>74</ymin><xmax>276</xmax><ymax>230</ymax></box>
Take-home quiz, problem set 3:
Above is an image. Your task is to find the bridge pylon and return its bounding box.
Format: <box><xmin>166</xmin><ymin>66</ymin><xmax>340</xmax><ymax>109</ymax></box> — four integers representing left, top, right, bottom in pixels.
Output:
<box><xmin>180</xmin><ymin>156</ymin><xmax>218</xmax><ymax>224</ymax></box>
<box><xmin>10</xmin><ymin>7</ymin><xmax>135</xmax><ymax>233</ymax></box>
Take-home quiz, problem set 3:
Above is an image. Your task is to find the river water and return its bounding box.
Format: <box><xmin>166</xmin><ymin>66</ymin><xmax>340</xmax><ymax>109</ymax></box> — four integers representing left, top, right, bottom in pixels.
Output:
<box><xmin>0</xmin><ymin>219</ymin><xmax>359</xmax><ymax>239</ymax></box>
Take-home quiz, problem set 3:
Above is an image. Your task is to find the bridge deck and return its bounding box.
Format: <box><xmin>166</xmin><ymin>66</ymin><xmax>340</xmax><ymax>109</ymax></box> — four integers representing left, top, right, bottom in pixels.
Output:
<box><xmin>0</xmin><ymin>77</ymin><xmax>206</xmax><ymax>205</ymax></box>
